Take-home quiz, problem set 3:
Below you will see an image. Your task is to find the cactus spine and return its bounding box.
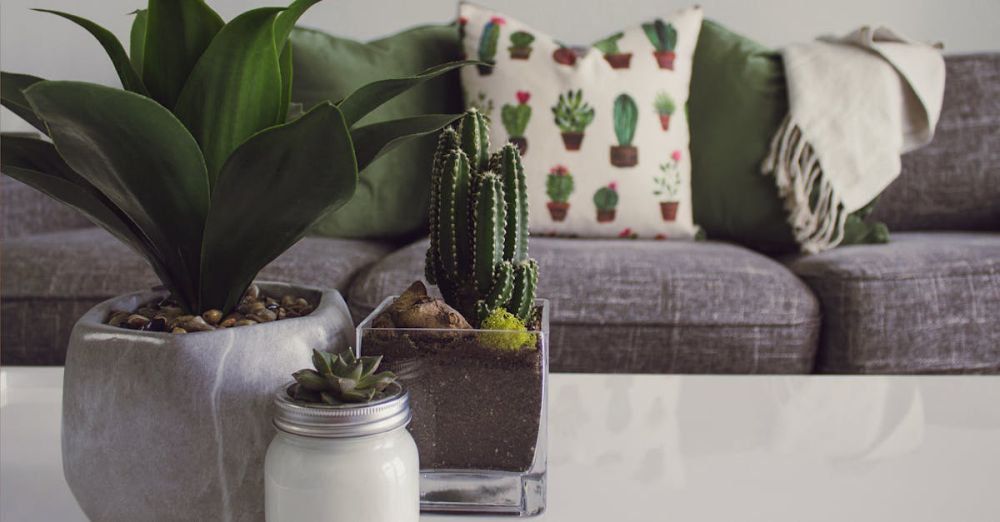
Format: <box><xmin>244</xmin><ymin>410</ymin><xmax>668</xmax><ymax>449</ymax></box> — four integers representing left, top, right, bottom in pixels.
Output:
<box><xmin>427</xmin><ymin>109</ymin><xmax>538</xmax><ymax>326</ymax></box>
<box><xmin>613</xmin><ymin>94</ymin><xmax>638</xmax><ymax>146</ymax></box>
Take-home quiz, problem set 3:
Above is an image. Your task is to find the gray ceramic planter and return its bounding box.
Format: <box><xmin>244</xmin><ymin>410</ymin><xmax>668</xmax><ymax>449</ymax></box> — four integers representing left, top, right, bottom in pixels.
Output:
<box><xmin>62</xmin><ymin>282</ymin><xmax>353</xmax><ymax>522</ymax></box>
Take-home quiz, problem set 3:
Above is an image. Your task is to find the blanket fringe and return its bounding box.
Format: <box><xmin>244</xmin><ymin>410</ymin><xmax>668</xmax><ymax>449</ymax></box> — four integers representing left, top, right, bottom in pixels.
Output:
<box><xmin>762</xmin><ymin>116</ymin><xmax>847</xmax><ymax>254</ymax></box>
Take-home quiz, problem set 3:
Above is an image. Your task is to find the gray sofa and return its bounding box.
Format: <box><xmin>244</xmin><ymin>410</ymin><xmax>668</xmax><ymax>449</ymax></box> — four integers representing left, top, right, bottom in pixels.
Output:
<box><xmin>2</xmin><ymin>54</ymin><xmax>998</xmax><ymax>372</ymax></box>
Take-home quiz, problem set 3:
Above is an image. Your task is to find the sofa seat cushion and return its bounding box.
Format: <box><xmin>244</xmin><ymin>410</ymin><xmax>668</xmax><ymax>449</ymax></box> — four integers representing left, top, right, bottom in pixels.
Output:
<box><xmin>1</xmin><ymin>228</ymin><xmax>393</xmax><ymax>365</ymax></box>
<box><xmin>787</xmin><ymin>232</ymin><xmax>1000</xmax><ymax>373</ymax></box>
<box><xmin>349</xmin><ymin>238</ymin><xmax>820</xmax><ymax>373</ymax></box>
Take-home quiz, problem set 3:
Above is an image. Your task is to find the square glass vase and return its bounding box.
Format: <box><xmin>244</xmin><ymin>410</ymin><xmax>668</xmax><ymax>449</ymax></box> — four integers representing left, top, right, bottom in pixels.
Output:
<box><xmin>356</xmin><ymin>297</ymin><xmax>549</xmax><ymax>516</ymax></box>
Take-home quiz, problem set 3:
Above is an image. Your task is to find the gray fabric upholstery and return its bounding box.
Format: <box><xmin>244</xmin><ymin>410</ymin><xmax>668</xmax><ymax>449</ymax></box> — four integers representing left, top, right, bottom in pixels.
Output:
<box><xmin>1</xmin><ymin>176</ymin><xmax>93</xmax><ymax>239</ymax></box>
<box><xmin>787</xmin><ymin>232</ymin><xmax>1000</xmax><ymax>373</ymax></box>
<box><xmin>871</xmin><ymin>54</ymin><xmax>1000</xmax><ymax>231</ymax></box>
<box><xmin>350</xmin><ymin>238</ymin><xmax>821</xmax><ymax>373</ymax></box>
<box><xmin>0</xmin><ymin>228</ymin><xmax>393</xmax><ymax>364</ymax></box>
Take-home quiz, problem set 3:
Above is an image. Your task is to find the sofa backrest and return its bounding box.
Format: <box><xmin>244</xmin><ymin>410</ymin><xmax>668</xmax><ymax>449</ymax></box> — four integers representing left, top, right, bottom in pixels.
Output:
<box><xmin>1</xmin><ymin>175</ymin><xmax>93</xmax><ymax>239</ymax></box>
<box><xmin>871</xmin><ymin>53</ymin><xmax>1000</xmax><ymax>231</ymax></box>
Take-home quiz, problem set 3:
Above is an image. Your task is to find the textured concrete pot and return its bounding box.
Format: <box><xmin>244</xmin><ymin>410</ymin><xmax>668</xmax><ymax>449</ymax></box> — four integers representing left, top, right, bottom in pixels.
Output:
<box><xmin>62</xmin><ymin>282</ymin><xmax>353</xmax><ymax>522</ymax></box>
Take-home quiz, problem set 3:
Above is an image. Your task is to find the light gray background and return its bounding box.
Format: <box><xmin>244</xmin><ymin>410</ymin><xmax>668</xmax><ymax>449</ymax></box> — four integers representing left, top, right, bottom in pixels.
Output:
<box><xmin>2</xmin><ymin>0</ymin><xmax>999</xmax><ymax>131</ymax></box>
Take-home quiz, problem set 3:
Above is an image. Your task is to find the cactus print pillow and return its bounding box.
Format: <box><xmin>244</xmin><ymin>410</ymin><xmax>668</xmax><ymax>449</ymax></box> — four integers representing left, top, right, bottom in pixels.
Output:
<box><xmin>459</xmin><ymin>3</ymin><xmax>702</xmax><ymax>239</ymax></box>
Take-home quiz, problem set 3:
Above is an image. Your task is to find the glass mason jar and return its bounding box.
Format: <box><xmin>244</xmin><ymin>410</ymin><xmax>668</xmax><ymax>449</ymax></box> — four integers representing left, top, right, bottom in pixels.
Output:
<box><xmin>265</xmin><ymin>382</ymin><xmax>419</xmax><ymax>522</ymax></box>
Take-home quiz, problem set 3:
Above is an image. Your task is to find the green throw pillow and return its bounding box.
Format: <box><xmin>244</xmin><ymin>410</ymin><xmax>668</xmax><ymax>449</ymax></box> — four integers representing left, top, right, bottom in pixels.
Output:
<box><xmin>291</xmin><ymin>24</ymin><xmax>463</xmax><ymax>240</ymax></box>
<box><xmin>689</xmin><ymin>20</ymin><xmax>887</xmax><ymax>253</ymax></box>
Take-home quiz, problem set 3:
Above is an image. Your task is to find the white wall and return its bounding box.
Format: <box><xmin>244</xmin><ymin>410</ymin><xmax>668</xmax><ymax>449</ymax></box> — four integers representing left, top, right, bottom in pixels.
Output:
<box><xmin>2</xmin><ymin>0</ymin><xmax>998</xmax><ymax>131</ymax></box>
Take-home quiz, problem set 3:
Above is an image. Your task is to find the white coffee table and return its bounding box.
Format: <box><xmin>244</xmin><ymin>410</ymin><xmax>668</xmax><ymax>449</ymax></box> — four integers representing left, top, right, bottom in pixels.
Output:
<box><xmin>2</xmin><ymin>367</ymin><xmax>998</xmax><ymax>521</ymax></box>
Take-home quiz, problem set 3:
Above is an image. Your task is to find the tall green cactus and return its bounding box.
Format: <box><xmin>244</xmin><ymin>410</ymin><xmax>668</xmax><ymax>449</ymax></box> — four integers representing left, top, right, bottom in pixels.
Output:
<box><xmin>613</xmin><ymin>94</ymin><xmax>638</xmax><ymax>146</ymax></box>
<box><xmin>426</xmin><ymin>109</ymin><xmax>538</xmax><ymax>326</ymax></box>
<box><xmin>478</xmin><ymin>19</ymin><xmax>502</xmax><ymax>69</ymax></box>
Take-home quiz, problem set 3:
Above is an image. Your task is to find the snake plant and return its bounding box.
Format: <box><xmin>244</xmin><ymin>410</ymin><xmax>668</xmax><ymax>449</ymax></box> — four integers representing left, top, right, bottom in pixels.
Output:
<box><xmin>1</xmin><ymin>0</ymin><xmax>476</xmax><ymax>315</ymax></box>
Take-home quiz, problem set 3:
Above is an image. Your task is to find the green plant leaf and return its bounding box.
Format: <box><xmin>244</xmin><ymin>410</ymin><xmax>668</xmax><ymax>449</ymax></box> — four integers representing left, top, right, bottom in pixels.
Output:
<box><xmin>199</xmin><ymin>102</ymin><xmax>357</xmax><ymax>312</ymax></box>
<box><xmin>337</xmin><ymin>60</ymin><xmax>480</xmax><ymax>127</ymax></box>
<box><xmin>24</xmin><ymin>81</ymin><xmax>210</xmax><ymax>310</ymax></box>
<box><xmin>33</xmin><ymin>9</ymin><xmax>148</xmax><ymax>97</ymax></box>
<box><xmin>1</xmin><ymin>71</ymin><xmax>48</xmax><ymax>135</ymax></box>
<box><xmin>173</xmin><ymin>8</ymin><xmax>283</xmax><ymax>185</ymax></box>
<box><xmin>350</xmin><ymin>113</ymin><xmax>464</xmax><ymax>172</ymax></box>
<box><xmin>129</xmin><ymin>9</ymin><xmax>148</xmax><ymax>75</ymax></box>
<box><xmin>142</xmin><ymin>0</ymin><xmax>223</xmax><ymax>108</ymax></box>
<box><xmin>173</xmin><ymin>1</ymin><xmax>320</xmax><ymax>186</ymax></box>
<box><xmin>278</xmin><ymin>43</ymin><xmax>293</xmax><ymax>125</ymax></box>
<box><xmin>0</xmin><ymin>135</ymin><xmax>183</xmax><ymax>302</ymax></box>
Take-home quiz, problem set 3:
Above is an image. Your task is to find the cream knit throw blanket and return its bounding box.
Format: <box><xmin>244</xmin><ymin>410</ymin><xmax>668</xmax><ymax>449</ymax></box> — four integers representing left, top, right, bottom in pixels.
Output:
<box><xmin>762</xmin><ymin>27</ymin><xmax>945</xmax><ymax>253</ymax></box>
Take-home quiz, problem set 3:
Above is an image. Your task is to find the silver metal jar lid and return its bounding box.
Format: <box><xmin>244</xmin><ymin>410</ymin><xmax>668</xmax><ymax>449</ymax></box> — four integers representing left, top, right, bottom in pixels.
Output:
<box><xmin>273</xmin><ymin>382</ymin><xmax>411</xmax><ymax>438</ymax></box>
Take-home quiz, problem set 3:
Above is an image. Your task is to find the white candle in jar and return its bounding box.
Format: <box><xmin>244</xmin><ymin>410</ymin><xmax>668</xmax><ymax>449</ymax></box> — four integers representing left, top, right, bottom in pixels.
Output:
<box><xmin>265</xmin><ymin>383</ymin><xmax>419</xmax><ymax>521</ymax></box>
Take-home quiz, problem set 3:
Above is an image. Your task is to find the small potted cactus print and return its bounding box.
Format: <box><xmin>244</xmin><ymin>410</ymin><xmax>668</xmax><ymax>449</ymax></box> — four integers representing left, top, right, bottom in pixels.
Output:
<box><xmin>593</xmin><ymin>32</ymin><xmax>631</xmax><ymax>69</ymax></box>
<box><xmin>477</xmin><ymin>16</ymin><xmax>505</xmax><ymax>75</ymax></box>
<box><xmin>502</xmin><ymin>91</ymin><xmax>532</xmax><ymax>155</ymax></box>
<box><xmin>654</xmin><ymin>150</ymin><xmax>683</xmax><ymax>221</ymax></box>
<box><xmin>593</xmin><ymin>183</ymin><xmax>619</xmax><ymax>223</ymax></box>
<box><xmin>551</xmin><ymin>89</ymin><xmax>595</xmax><ymax>151</ymax></box>
<box><xmin>552</xmin><ymin>41</ymin><xmax>577</xmax><ymax>65</ymax></box>
<box><xmin>643</xmin><ymin>19</ymin><xmax>678</xmax><ymax>70</ymax></box>
<box><xmin>653</xmin><ymin>91</ymin><xmax>676</xmax><ymax>131</ymax></box>
<box><xmin>610</xmin><ymin>94</ymin><xmax>638</xmax><ymax>167</ymax></box>
<box><xmin>618</xmin><ymin>228</ymin><xmax>639</xmax><ymax>239</ymax></box>
<box><xmin>508</xmin><ymin>30</ymin><xmax>535</xmax><ymax>59</ymax></box>
<box><xmin>545</xmin><ymin>165</ymin><xmax>574</xmax><ymax>221</ymax></box>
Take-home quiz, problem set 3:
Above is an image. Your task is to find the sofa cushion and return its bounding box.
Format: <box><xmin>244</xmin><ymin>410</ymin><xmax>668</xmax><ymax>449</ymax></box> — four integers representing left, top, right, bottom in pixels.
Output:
<box><xmin>787</xmin><ymin>232</ymin><xmax>1000</xmax><ymax>373</ymax></box>
<box><xmin>349</xmin><ymin>238</ymin><xmax>820</xmax><ymax>373</ymax></box>
<box><xmin>1</xmin><ymin>228</ymin><xmax>393</xmax><ymax>365</ymax></box>
<box><xmin>871</xmin><ymin>54</ymin><xmax>1000</xmax><ymax>231</ymax></box>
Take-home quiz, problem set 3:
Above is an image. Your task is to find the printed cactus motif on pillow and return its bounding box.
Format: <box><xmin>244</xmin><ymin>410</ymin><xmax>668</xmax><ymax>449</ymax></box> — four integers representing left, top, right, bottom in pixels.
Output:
<box><xmin>459</xmin><ymin>2</ymin><xmax>702</xmax><ymax>238</ymax></box>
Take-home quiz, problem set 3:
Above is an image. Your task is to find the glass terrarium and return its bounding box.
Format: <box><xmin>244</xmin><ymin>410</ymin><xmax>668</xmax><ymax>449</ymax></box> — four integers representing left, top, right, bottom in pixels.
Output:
<box><xmin>357</xmin><ymin>297</ymin><xmax>549</xmax><ymax>516</ymax></box>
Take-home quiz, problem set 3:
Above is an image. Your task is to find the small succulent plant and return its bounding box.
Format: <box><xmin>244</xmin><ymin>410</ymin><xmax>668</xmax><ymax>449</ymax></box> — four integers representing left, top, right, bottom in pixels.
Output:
<box><xmin>288</xmin><ymin>349</ymin><xmax>397</xmax><ymax>404</ymax></box>
<box><xmin>551</xmin><ymin>90</ymin><xmax>595</xmax><ymax>134</ymax></box>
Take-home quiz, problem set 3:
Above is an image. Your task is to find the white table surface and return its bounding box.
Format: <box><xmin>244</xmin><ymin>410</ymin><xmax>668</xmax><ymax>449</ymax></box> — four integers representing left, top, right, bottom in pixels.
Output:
<box><xmin>2</xmin><ymin>367</ymin><xmax>999</xmax><ymax>521</ymax></box>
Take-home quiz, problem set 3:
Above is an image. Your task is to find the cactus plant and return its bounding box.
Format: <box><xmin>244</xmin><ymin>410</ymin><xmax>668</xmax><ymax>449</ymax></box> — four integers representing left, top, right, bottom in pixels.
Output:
<box><xmin>508</xmin><ymin>31</ymin><xmax>534</xmax><ymax>59</ymax></box>
<box><xmin>593</xmin><ymin>32</ymin><xmax>631</xmax><ymax>69</ymax></box>
<box><xmin>551</xmin><ymin>89</ymin><xmax>595</xmax><ymax>150</ymax></box>
<box><xmin>642</xmin><ymin>19</ymin><xmax>678</xmax><ymax>69</ymax></box>
<box><xmin>288</xmin><ymin>349</ymin><xmax>398</xmax><ymax>404</ymax></box>
<box><xmin>611</xmin><ymin>94</ymin><xmax>639</xmax><ymax>167</ymax></box>
<box><xmin>426</xmin><ymin>109</ymin><xmax>539</xmax><ymax>326</ymax></box>
<box><xmin>653</xmin><ymin>91</ymin><xmax>676</xmax><ymax>131</ymax></box>
<box><xmin>545</xmin><ymin>165</ymin><xmax>574</xmax><ymax>222</ymax></box>
<box><xmin>477</xmin><ymin>17</ymin><xmax>505</xmax><ymax>75</ymax></box>
<box><xmin>501</xmin><ymin>91</ymin><xmax>532</xmax><ymax>155</ymax></box>
<box><xmin>593</xmin><ymin>183</ymin><xmax>619</xmax><ymax>222</ymax></box>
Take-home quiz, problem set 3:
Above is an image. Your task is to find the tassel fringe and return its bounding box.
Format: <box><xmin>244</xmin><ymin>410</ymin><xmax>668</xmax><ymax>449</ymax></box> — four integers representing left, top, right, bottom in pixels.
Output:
<box><xmin>762</xmin><ymin>116</ymin><xmax>847</xmax><ymax>254</ymax></box>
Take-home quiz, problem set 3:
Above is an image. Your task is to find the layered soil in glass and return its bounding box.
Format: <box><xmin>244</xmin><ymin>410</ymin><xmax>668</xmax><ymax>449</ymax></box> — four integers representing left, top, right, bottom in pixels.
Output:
<box><xmin>362</xmin><ymin>319</ymin><xmax>543</xmax><ymax>472</ymax></box>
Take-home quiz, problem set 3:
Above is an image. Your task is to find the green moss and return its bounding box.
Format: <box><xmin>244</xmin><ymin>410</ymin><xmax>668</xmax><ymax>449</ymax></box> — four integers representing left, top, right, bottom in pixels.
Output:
<box><xmin>479</xmin><ymin>308</ymin><xmax>534</xmax><ymax>351</ymax></box>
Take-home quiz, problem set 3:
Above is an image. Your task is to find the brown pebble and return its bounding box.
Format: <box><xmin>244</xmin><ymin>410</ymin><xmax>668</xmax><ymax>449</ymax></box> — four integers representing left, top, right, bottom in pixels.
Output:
<box><xmin>126</xmin><ymin>314</ymin><xmax>150</xmax><ymax>329</ymax></box>
<box><xmin>244</xmin><ymin>284</ymin><xmax>260</xmax><ymax>301</ymax></box>
<box><xmin>281</xmin><ymin>295</ymin><xmax>296</xmax><ymax>308</ymax></box>
<box><xmin>277</xmin><ymin>308</ymin><xmax>287</xmax><ymax>320</ymax></box>
<box><xmin>202</xmin><ymin>309</ymin><xmax>223</xmax><ymax>325</ymax></box>
<box><xmin>176</xmin><ymin>315</ymin><xmax>195</xmax><ymax>323</ymax></box>
<box><xmin>234</xmin><ymin>319</ymin><xmax>258</xmax><ymax>327</ymax></box>
<box><xmin>251</xmin><ymin>309</ymin><xmax>277</xmax><ymax>323</ymax></box>
<box><xmin>171</xmin><ymin>327</ymin><xmax>187</xmax><ymax>334</ymax></box>
<box><xmin>180</xmin><ymin>316</ymin><xmax>214</xmax><ymax>332</ymax></box>
<box><xmin>219</xmin><ymin>318</ymin><xmax>236</xmax><ymax>328</ymax></box>
<box><xmin>108</xmin><ymin>311</ymin><xmax>131</xmax><ymax>327</ymax></box>
<box><xmin>294</xmin><ymin>298</ymin><xmax>309</xmax><ymax>309</ymax></box>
